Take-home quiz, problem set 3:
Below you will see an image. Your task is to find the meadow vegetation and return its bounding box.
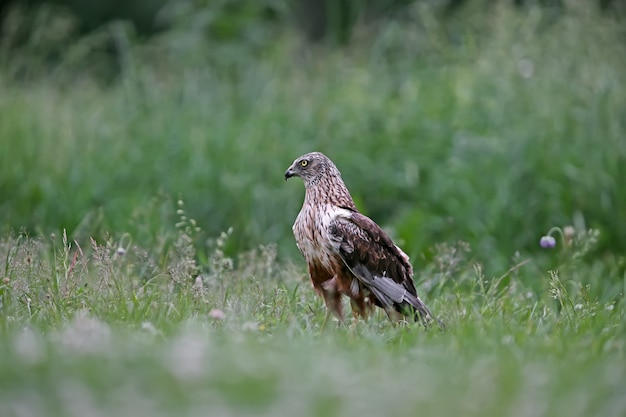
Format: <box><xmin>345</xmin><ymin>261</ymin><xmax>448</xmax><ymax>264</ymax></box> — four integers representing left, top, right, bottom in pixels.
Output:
<box><xmin>0</xmin><ymin>1</ymin><xmax>625</xmax><ymax>416</ymax></box>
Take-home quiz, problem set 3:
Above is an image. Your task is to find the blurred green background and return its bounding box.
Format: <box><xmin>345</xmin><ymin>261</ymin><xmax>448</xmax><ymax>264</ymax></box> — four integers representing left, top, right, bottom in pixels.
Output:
<box><xmin>1</xmin><ymin>0</ymin><xmax>625</xmax><ymax>271</ymax></box>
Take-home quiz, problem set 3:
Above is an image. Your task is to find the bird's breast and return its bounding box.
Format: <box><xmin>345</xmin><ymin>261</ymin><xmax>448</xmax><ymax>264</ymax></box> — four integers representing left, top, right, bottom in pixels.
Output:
<box><xmin>292</xmin><ymin>204</ymin><xmax>348</xmax><ymax>270</ymax></box>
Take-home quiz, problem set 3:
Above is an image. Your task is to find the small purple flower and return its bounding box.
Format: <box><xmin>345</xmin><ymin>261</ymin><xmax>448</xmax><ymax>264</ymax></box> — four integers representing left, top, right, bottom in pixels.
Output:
<box><xmin>209</xmin><ymin>309</ymin><xmax>225</xmax><ymax>321</ymax></box>
<box><xmin>540</xmin><ymin>235</ymin><xmax>556</xmax><ymax>248</ymax></box>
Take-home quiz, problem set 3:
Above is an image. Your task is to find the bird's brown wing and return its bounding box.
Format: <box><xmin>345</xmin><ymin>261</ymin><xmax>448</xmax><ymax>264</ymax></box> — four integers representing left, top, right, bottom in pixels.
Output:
<box><xmin>329</xmin><ymin>212</ymin><xmax>433</xmax><ymax>322</ymax></box>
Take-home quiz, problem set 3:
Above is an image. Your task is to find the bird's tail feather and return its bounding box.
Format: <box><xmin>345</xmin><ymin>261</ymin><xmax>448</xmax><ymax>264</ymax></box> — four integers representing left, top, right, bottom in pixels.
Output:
<box><xmin>347</xmin><ymin>263</ymin><xmax>445</xmax><ymax>329</ymax></box>
<box><xmin>401</xmin><ymin>294</ymin><xmax>445</xmax><ymax>329</ymax></box>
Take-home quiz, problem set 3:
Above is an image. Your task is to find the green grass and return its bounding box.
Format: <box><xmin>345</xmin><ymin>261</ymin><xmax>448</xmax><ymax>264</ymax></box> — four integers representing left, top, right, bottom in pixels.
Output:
<box><xmin>1</xmin><ymin>3</ymin><xmax>625</xmax><ymax>269</ymax></box>
<box><xmin>1</xmin><ymin>2</ymin><xmax>626</xmax><ymax>416</ymax></box>
<box><xmin>0</xmin><ymin>222</ymin><xmax>624</xmax><ymax>417</ymax></box>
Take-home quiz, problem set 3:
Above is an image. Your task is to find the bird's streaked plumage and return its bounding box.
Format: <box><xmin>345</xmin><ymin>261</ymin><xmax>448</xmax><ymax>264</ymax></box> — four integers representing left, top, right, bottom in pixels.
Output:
<box><xmin>285</xmin><ymin>151</ymin><xmax>435</xmax><ymax>325</ymax></box>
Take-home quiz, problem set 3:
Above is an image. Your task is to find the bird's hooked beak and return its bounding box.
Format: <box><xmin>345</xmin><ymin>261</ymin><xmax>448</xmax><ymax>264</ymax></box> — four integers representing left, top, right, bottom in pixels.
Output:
<box><xmin>284</xmin><ymin>165</ymin><xmax>297</xmax><ymax>181</ymax></box>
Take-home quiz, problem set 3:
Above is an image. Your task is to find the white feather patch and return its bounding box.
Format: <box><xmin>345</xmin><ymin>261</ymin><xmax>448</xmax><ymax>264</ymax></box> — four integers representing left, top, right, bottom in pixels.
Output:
<box><xmin>350</xmin><ymin>278</ymin><xmax>360</xmax><ymax>296</ymax></box>
<box><xmin>292</xmin><ymin>204</ymin><xmax>352</xmax><ymax>270</ymax></box>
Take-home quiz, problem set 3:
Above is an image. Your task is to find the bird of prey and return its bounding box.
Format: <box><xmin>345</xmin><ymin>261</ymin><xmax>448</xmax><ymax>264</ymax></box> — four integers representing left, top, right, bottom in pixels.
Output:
<box><xmin>285</xmin><ymin>151</ymin><xmax>435</xmax><ymax>326</ymax></box>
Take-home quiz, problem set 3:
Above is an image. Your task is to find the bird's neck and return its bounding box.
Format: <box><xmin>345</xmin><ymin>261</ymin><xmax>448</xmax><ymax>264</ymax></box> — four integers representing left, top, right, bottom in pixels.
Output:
<box><xmin>304</xmin><ymin>176</ymin><xmax>357</xmax><ymax>210</ymax></box>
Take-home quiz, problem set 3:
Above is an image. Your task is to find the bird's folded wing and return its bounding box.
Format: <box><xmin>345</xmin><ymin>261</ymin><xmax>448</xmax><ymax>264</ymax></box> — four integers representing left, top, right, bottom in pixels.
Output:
<box><xmin>329</xmin><ymin>212</ymin><xmax>416</xmax><ymax>308</ymax></box>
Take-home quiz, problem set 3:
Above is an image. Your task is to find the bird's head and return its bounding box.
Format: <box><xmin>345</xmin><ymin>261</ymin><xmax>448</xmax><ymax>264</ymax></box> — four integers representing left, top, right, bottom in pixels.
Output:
<box><xmin>284</xmin><ymin>152</ymin><xmax>338</xmax><ymax>187</ymax></box>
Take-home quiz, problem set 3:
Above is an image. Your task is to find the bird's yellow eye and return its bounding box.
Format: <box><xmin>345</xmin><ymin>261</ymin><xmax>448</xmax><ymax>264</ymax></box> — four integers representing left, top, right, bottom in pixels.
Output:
<box><xmin>300</xmin><ymin>160</ymin><xmax>308</xmax><ymax>167</ymax></box>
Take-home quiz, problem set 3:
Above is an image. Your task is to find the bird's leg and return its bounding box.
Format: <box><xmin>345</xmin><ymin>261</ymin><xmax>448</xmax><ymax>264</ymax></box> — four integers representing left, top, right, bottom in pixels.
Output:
<box><xmin>320</xmin><ymin>277</ymin><xmax>343</xmax><ymax>331</ymax></box>
<box><xmin>320</xmin><ymin>297</ymin><xmax>343</xmax><ymax>332</ymax></box>
<box><xmin>348</xmin><ymin>300</ymin><xmax>361</xmax><ymax>330</ymax></box>
<box><xmin>350</xmin><ymin>298</ymin><xmax>369</xmax><ymax>322</ymax></box>
<box><xmin>320</xmin><ymin>308</ymin><xmax>332</xmax><ymax>332</ymax></box>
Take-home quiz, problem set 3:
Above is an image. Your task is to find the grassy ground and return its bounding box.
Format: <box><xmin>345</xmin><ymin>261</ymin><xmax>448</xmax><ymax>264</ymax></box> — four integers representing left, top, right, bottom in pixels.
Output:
<box><xmin>0</xmin><ymin>222</ymin><xmax>624</xmax><ymax>417</ymax></box>
<box><xmin>1</xmin><ymin>3</ymin><xmax>625</xmax><ymax>416</ymax></box>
